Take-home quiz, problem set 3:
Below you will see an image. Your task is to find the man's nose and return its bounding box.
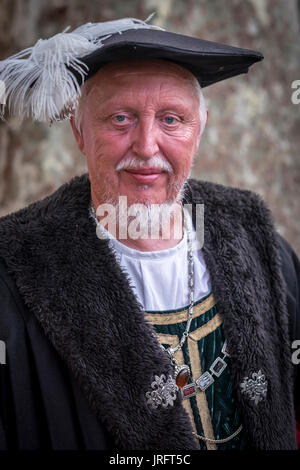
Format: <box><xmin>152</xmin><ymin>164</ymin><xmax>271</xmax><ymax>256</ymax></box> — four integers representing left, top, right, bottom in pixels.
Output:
<box><xmin>131</xmin><ymin>118</ymin><xmax>160</xmax><ymax>159</ymax></box>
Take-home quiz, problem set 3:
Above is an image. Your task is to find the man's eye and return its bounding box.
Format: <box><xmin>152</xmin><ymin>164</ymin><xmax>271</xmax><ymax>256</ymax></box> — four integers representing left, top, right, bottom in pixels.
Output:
<box><xmin>164</xmin><ymin>116</ymin><xmax>177</xmax><ymax>125</ymax></box>
<box><xmin>114</xmin><ymin>115</ymin><xmax>127</xmax><ymax>123</ymax></box>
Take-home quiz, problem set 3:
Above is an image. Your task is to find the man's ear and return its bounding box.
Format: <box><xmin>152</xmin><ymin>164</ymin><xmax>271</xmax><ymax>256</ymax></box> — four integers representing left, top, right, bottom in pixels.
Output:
<box><xmin>205</xmin><ymin>109</ymin><xmax>209</xmax><ymax>127</ymax></box>
<box><xmin>70</xmin><ymin>115</ymin><xmax>85</xmax><ymax>154</ymax></box>
<box><xmin>201</xmin><ymin>109</ymin><xmax>209</xmax><ymax>137</ymax></box>
<box><xmin>197</xmin><ymin>109</ymin><xmax>209</xmax><ymax>147</ymax></box>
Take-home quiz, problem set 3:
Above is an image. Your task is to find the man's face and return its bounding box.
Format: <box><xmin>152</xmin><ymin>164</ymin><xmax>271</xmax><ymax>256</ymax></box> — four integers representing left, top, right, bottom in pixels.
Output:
<box><xmin>71</xmin><ymin>60</ymin><xmax>202</xmax><ymax>208</ymax></box>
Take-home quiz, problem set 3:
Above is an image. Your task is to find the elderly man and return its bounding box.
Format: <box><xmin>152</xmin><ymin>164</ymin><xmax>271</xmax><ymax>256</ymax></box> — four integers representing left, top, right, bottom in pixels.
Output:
<box><xmin>0</xmin><ymin>17</ymin><xmax>299</xmax><ymax>451</ymax></box>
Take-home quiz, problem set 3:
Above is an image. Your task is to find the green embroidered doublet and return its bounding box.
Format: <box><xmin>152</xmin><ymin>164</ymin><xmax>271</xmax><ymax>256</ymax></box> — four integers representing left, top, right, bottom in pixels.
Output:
<box><xmin>145</xmin><ymin>290</ymin><xmax>247</xmax><ymax>450</ymax></box>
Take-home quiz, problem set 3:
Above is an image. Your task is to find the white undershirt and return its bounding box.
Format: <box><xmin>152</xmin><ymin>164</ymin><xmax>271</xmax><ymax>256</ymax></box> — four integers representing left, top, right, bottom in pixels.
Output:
<box><xmin>107</xmin><ymin>213</ymin><xmax>212</xmax><ymax>311</ymax></box>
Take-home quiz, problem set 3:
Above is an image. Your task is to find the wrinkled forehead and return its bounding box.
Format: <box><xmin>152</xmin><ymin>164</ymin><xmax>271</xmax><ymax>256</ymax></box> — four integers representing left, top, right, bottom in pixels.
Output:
<box><xmin>97</xmin><ymin>59</ymin><xmax>197</xmax><ymax>79</ymax></box>
<box><xmin>82</xmin><ymin>59</ymin><xmax>200</xmax><ymax>98</ymax></box>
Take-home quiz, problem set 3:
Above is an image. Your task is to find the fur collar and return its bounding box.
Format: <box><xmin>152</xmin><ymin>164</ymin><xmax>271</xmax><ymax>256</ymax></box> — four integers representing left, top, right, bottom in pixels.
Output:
<box><xmin>0</xmin><ymin>173</ymin><xmax>297</xmax><ymax>449</ymax></box>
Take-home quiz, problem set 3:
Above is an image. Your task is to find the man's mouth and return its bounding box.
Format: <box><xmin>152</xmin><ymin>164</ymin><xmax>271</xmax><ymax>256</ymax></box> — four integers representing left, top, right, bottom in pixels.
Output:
<box><xmin>124</xmin><ymin>168</ymin><xmax>165</xmax><ymax>183</ymax></box>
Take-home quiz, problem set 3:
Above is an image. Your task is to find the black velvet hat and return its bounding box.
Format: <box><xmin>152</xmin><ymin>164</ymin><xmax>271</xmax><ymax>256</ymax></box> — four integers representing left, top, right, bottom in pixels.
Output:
<box><xmin>0</xmin><ymin>17</ymin><xmax>263</xmax><ymax>122</ymax></box>
<box><xmin>80</xmin><ymin>28</ymin><xmax>263</xmax><ymax>89</ymax></box>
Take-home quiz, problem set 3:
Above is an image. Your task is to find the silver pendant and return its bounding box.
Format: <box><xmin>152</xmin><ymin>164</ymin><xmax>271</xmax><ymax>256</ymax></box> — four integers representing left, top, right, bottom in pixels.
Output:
<box><xmin>240</xmin><ymin>370</ymin><xmax>267</xmax><ymax>405</ymax></box>
<box><xmin>174</xmin><ymin>363</ymin><xmax>190</xmax><ymax>381</ymax></box>
<box><xmin>146</xmin><ymin>374</ymin><xmax>178</xmax><ymax>409</ymax></box>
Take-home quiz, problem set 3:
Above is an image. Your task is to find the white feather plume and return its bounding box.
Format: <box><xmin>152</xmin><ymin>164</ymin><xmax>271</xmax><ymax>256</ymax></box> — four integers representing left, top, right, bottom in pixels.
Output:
<box><xmin>0</xmin><ymin>15</ymin><xmax>162</xmax><ymax>122</ymax></box>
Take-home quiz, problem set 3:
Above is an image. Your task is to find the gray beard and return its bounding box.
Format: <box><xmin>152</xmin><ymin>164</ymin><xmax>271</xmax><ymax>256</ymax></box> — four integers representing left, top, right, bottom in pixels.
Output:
<box><xmin>97</xmin><ymin>180</ymin><xmax>189</xmax><ymax>240</ymax></box>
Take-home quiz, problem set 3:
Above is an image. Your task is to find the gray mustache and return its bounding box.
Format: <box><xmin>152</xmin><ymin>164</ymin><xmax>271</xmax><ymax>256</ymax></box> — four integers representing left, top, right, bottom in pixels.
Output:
<box><xmin>115</xmin><ymin>156</ymin><xmax>173</xmax><ymax>173</ymax></box>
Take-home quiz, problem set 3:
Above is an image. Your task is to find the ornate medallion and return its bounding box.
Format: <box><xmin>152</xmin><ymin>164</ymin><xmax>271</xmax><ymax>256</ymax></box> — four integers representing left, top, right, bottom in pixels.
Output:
<box><xmin>240</xmin><ymin>370</ymin><xmax>267</xmax><ymax>405</ymax></box>
<box><xmin>146</xmin><ymin>374</ymin><xmax>178</xmax><ymax>409</ymax></box>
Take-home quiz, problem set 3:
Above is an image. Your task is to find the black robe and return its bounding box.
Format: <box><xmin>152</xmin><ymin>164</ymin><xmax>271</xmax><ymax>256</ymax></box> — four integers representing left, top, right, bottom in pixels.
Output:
<box><xmin>0</xmin><ymin>174</ymin><xmax>299</xmax><ymax>450</ymax></box>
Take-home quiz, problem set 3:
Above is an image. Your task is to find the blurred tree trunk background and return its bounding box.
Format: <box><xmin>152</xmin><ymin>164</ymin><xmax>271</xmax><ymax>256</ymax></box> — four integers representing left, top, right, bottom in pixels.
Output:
<box><xmin>0</xmin><ymin>0</ymin><xmax>300</xmax><ymax>254</ymax></box>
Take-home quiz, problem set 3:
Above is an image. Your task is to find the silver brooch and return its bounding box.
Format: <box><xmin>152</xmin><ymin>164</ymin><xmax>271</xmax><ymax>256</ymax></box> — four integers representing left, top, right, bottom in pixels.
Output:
<box><xmin>146</xmin><ymin>374</ymin><xmax>178</xmax><ymax>409</ymax></box>
<box><xmin>240</xmin><ymin>370</ymin><xmax>268</xmax><ymax>405</ymax></box>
